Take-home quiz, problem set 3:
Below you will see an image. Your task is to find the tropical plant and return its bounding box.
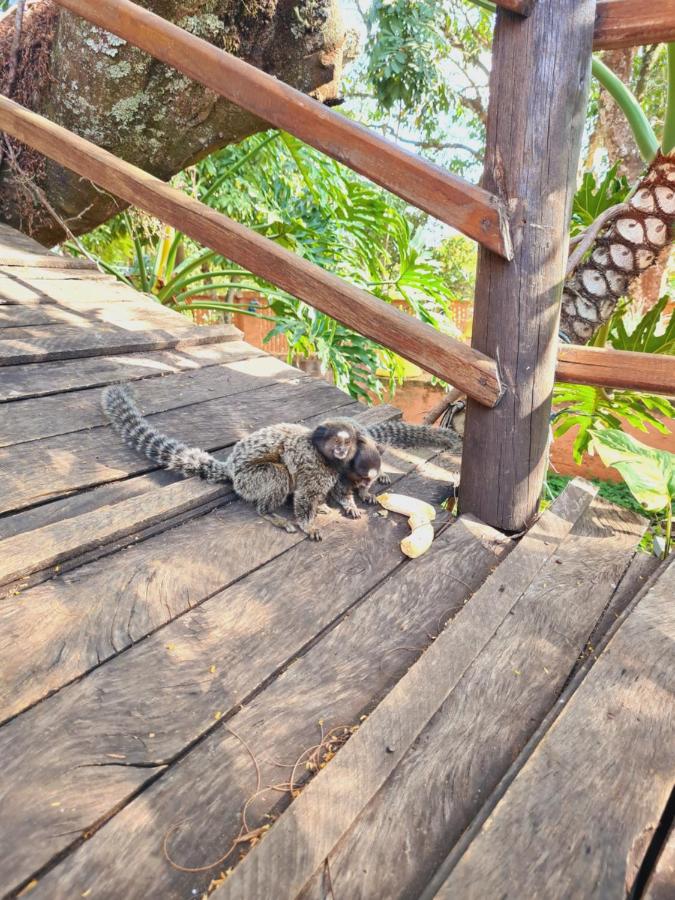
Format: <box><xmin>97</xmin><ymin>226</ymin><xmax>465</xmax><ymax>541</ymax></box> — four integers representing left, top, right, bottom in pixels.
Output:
<box><xmin>552</xmin><ymin>298</ymin><xmax>674</xmax><ymax>463</ymax></box>
<box><xmin>589</xmin><ymin>428</ymin><xmax>674</xmax><ymax>558</ymax></box>
<box><xmin>70</xmin><ymin>129</ymin><xmax>459</xmax><ymax>400</ymax></box>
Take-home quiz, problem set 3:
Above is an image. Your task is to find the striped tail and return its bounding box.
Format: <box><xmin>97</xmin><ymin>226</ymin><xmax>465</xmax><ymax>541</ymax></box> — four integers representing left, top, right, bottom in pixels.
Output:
<box><xmin>368</xmin><ymin>421</ymin><xmax>462</xmax><ymax>451</ymax></box>
<box><xmin>101</xmin><ymin>384</ymin><xmax>231</xmax><ymax>483</ymax></box>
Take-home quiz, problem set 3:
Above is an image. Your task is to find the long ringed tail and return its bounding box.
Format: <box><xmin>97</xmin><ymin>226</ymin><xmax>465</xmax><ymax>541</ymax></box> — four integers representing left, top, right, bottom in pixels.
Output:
<box><xmin>367</xmin><ymin>421</ymin><xmax>462</xmax><ymax>451</ymax></box>
<box><xmin>101</xmin><ymin>384</ymin><xmax>231</xmax><ymax>482</ymax></box>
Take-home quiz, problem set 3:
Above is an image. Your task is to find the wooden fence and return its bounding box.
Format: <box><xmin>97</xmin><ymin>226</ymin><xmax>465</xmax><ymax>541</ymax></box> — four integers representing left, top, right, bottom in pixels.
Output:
<box><xmin>1</xmin><ymin>0</ymin><xmax>674</xmax><ymax>530</ymax></box>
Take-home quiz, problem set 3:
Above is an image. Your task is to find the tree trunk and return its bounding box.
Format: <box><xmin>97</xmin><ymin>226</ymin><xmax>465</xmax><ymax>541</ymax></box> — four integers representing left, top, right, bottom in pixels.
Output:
<box><xmin>0</xmin><ymin>0</ymin><xmax>346</xmax><ymax>246</ymax></box>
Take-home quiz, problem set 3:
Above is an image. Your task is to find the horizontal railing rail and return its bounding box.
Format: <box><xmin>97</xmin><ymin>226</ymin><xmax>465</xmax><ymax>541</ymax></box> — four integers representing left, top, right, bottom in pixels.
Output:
<box><xmin>556</xmin><ymin>344</ymin><xmax>675</xmax><ymax>395</ymax></box>
<box><xmin>51</xmin><ymin>0</ymin><xmax>513</xmax><ymax>260</ymax></box>
<box><xmin>0</xmin><ymin>96</ymin><xmax>503</xmax><ymax>406</ymax></box>
<box><xmin>593</xmin><ymin>0</ymin><xmax>675</xmax><ymax>49</ymax></box>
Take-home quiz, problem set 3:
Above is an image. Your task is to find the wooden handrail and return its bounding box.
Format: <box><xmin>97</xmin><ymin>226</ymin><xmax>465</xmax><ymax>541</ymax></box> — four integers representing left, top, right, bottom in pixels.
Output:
<box><xmin>556</xmin><ymin>345</ymin><xmax>675</xmax><ymax>396</ymax></box>
<box><xmin>594</xmin><ymin>0</ymin><xmax>675</xmax><ymax>49</ymax></box>
<box><xmin>0</xmin><ymin>96</ymin><xmax>502</xmax><ymax>406</ymax></box>
<box><xmin>51</xmin><ymin>0</ymin><xmax>512</xmax><ymax>261</ymax></box>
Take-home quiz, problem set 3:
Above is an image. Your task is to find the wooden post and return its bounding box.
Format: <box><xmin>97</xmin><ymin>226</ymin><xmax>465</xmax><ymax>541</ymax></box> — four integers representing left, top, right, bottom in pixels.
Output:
<box><xmin>459</xmin><ymin>1</ymin><xmax>596</xmax><ymax>532</ymax></box>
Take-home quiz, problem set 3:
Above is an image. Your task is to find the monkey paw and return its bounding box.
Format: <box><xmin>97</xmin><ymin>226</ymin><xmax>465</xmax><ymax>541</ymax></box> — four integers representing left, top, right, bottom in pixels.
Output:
<box><xmin>377</xmin><ymin>473</ymin><xmax>392</xmax><ymax>485</ymax></box>
<box><xmin>307</xmin><ymin>528</ymin><xmax>323</xmax><ymax>541</ymax></box>
<box><xmin>344</xmin><ymin>506</ymin><xmax>362</xmax><ymax>519</ymax></box>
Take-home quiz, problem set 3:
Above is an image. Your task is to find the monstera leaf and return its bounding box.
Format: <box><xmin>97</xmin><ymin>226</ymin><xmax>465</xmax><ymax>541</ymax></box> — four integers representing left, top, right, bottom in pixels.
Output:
<box><xmin>589</xmin><ymin>429</ymin><xmax>674</xmax><ymax>513</ymax></box>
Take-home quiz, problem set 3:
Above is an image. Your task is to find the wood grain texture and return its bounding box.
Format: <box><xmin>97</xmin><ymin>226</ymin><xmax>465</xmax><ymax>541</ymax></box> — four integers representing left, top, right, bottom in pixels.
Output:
<box><xmin>0</xmin><ymin>378</ymin><xmax>353</xmax><ymax>513</ymax></box>
<box><xmin>0</xmin><ymin>223</ymin><xmax>97</xmax><ymax>269</ymax></box>
<box><xmin>0</xmin><ymin>266</ymin><xmax>113</xmax><ymax>281</ymax></box>
<box><xmin>436</xmin><ymin>557</ymin><xmax>675</xmax><ymax>899</ymax></box>
<box><xmin>0</xmin><ymin>457</ymin><xmax>459</xmax><ymax>894</ymax></box>
<box><xmin>294</xmin><ymin>503</ymin><xmax>647</xmax><ymax>900</ymax></box>
<box><xmin>0</xmin><ymin>353</ymin><xmax>301</xmax><ymax>446</ymax></box>
<box><xmin>0</xmin><ymin>340</ymin><xmax>263</xmax><ymax>401</ymax></box>
<box><xmin>0</xmin><ymin>96</ymin><xmax>501</xmax><ymax>406</ymax></box>
<box><xmin>0</xmin><ymin>320</ymin><xmax>240</xmax><ymax>365</ymax></box>
<box><xmin>644</xmin><ymin>826</ymin><xmax>675</xmax><ymax>900</ymax></box>
<box><xmin>594</xmin><ymin>0</ymin><xmax>675</xmax><ymax>49</ymax></box>
<box><xmin>0</xmin><ymin>298</ymin><xmax>189</xmax><ymax>328</ymax></box>
<box><xmin>556</xmin><ymin>345</ymin><xmax>675</xmax><ymax>395</ymax></box>
<box><xmin>0</xmin><ymin>275</ymin><xmax>143</xmax><ymax>304</ymax></box>
<box><xmin>0</xmin><ymin>404</ymin><xmax>406</xmax><ymax>720</ymax></box>
<box><xmin>460</xmin><ymin>0</ymin><xmax>596</xmax><ymax>530</ymax></box>
<box><xmin>23</xmin><ymin>510</ymin><xmax>509</xmax><ymax>900</ymax></box>
<box><xmin>53</xmin><ymin>0</ymin><xmax>511</xmax><ymax>258</ymax></box>
<box><xmin>208</xmin><ymin>482</ymin><xmax>604</xmax><ymax>900</ymax></box>
<box><xmin>0</xmin><ymin>478</ymin><xmax>232</xmax><ymax>586</ymax></box>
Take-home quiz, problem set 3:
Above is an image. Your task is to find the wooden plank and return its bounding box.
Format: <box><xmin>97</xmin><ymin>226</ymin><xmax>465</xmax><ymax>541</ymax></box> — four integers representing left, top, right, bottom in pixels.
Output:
<box><xmin>0</xmin><ymin>478</ymin><xmax>233</xmax><ymax>586</ymax></box>
<box><xmin>0</xmin><ymin>432</ymin><xmax>425</xmax><ymax>723</ymax></box>
<box><xmin>0</xmin><ymin>404</ymin><xmax>401</xmax><ymax>542</ymax></box>
<box><xmin>0</xmin><ymin>378</ymin><xmax>353</xmax><ymax>513</ymax></box>
<box><xmin>459</xmin><ymin>0</ymin><xmax>595</xmax><ymax>530</ymax></box>
<box><xmin>209</xmin><ymin>481</ymin><xmax>619</xmax><ymax>900</ymax></box>
<box><xmin>0</xmin><ymin>97</ymin><xmax>502</xmax><ymax>407</ymax></box>
<box><xmin>0</xmin><ymin>354</ymin><xmax>303</xmax><ymax>447</ymax></box>
<box><xmin>644</xmin><ymin>826</ymin><xmax>675</xmax><ymax>900</ymax></box>
<box><xmin>0</xmin><ymin>320</ymin><xmax>240</xmax><ymax>366</ymax></box>
<box><xmin>24</xmin><ymin>509</ymin><xmax>509</xmax><ymax>900</ymax></box>
<box><xmin>0</xmin><ymin>298</ymin><xmax>186</xmax><ymax>328</ymax></box>
<box><xmin>0</xmin><ymin>340</ymin><xmax>263</xmax><ymax>401</ymax></box>
<box><xmin>435</xmin><ymin>557</ymin><xmax>675</xmax><ymax>899</ymax></box>
<box><xmin>594</xmin><ymin>0</ymin><xmax>675</xmax><ymax>49</ymax></box>
<box><xmin>0</xmin><ymin>223</ymin><xmax>97</xmax><ymax>269</ymax></box>
<box><xmin>0</xmin><ymin>275</ymin><xmax>142</xmax><ymax>303</ymax></box>
<box><xmin>295</xmin><ymin>509</ymin><xmax>649</xmax><ymax>900</ymax></box>
<box><xmin>53</xmin><ymin>0</ymin><xmax>512</xmax><ymax>259</ymax></box>
<box><xmin>0</xmin><ymin>456</ymin><xmax>462</xmax><ymax>894</ymax></box>
<box><xmin>556</xmin><ymin>344</ymin><xmax>675</xmax><ymax>395</ymax></box>
<box><xmin>0</xmin><ymin>266</ymin><xmax>112</xmax><ymax>281</ymax></box>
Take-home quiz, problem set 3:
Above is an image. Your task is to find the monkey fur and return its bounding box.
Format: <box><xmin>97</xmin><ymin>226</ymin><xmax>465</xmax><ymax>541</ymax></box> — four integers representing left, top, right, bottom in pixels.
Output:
<box><xmin>365</xmin><ymin>420</ymin><xmax>462</xmax><ymax>452</ymax></box>
<box><xmin>102</xmin><ymin>384</ymin><xmax>376</xmax><ymax>540</ymax></box>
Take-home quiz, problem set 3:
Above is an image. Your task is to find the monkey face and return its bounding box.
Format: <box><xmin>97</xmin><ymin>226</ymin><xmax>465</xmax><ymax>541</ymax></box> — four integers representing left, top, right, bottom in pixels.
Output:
<box><xmin>347</xmin><ymin>438</ymin><xmax>383</xmax><ymax>489</ymax></box>
<box><xmin>311</xmin><ymin>423</ymin><xmax>358</xmax><ymax>466</ymax></box>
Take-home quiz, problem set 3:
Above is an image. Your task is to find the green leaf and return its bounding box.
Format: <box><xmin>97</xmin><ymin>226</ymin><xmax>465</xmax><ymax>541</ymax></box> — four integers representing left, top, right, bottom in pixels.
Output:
<box><xmin>589</xmin><ymin>429</ymin><xmax>674</xmax><ymax>512</ymax></box>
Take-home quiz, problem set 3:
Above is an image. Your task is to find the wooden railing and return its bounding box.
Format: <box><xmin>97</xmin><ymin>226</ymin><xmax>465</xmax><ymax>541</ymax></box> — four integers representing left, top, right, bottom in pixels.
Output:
<box><xmin>1</xmin><ymin>0</ymin><xmax>675</xmax><ymax>527</ymax></box>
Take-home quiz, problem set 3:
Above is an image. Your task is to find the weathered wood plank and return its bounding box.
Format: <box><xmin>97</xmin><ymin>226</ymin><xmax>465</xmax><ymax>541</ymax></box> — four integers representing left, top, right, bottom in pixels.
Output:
<box><xmin>0</xmin><ymin>96</ymin><xmax>502</xmax><ymax>406</ymax></box>
<box><xmin>644</xmin><ymin>826</ymin><xmax>675</xmax><ymax>900</ymax></box>
<box><xmin>0</xmin><ymin>298</ymin><xmax>189</xmax><ymax>329</ymax></box>
<box><xmin>556</xmin><ymin>345</ymin><xmax>675</xmax><ymax>396</ymax></box>
<box><xmin>294</xmin><ymin>508</ymin><xmax>648</xmax><ymax>900</ymax></box>
<box><xmin>53</xmin><ymin>0</ymin><xmax>512</xmax><ymax>259</ymax></box>
<box><xmin>494</xmin><ymin>0</ymin><xmax>535</xmax><ymax>13</ymax></box>
<box><xmin>0</xmin><ymin>223</ymin><xmax>97</xmax><ymax>269</ymax></box>
<box><xmin>0</xmin><ymin>379</ymin><xmax>352</xmax><ymax>513</ymax></box>
<box><xmin>0</xmin><ymin>275</ymin><xmax>143</xmax><ymax>304</ymax></box>
<box><xmin>460</xmin><ymin>0</ymin><xmax>595</xmax><ymax>529</ymax></box>
<box><xmin>0</xmin><ymin>478</ymin><xmax>232</xmax><ymax>587</ymax></box>
<box><xmin>0</xmin><ymin>434</ymin><xmax>430</xmax><ymax>719</ymax></box>
<box><xmin>594</xmin><ymin>0</ymin><xmax>675</xmax><ymax>49</ymax></box>
<box><xmin>0</xmin><ymin>458</ymin><xmax>459</xmax><ymax>894</ymax></box>
<box><xmin>435</xmin><ymin>557</ymin><xmax>675</xmax><ymax>899</ymax></box>
<box><xmin>0</xmin><ymin>321</ymin><xmax>241</xmax><ymax>366</ymax></box>
<box><xmin>0</xmin><ymin>354</ymin><xmax>302</xmax><ymax>447</ymax></box>
<box><xmin>212</xmin><ymin>483</ymin><xmax>631</xmax><ymax>900</ymax></box>
<box><xmin>0</xmin><ymin>266</ymin><xmax>113</xmax><ymax>281</ymax></box>
<box><xmin>26</xmin><ymin>511</ymin><xmax>507</xmax><ymax>900</ymax></box>
<box><xmin>0</xmin><ymin>340</ymin><xmax>263</xmax><ymax>401</ymax></box>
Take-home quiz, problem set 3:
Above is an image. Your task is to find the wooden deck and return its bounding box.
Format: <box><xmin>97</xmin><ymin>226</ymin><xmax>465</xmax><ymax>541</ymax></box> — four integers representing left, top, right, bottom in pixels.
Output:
<box><xmin>0</xmin><ymin>223</ymin><xmax>673</xmax><ymax>900</ymax></box>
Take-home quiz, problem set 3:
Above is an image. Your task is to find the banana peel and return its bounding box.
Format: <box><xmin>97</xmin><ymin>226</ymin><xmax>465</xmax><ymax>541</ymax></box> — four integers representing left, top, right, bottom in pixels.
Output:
<box><xmin>376</xmin><ymin>493</ymin><xmax>436</xmax><ymax>559</ymax></box>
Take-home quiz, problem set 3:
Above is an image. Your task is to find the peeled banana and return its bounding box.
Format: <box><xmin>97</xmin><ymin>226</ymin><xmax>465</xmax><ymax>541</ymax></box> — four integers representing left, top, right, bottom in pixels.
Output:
<box><xmin>376</xmin><ymin>493</ymin><xmax>436</xmax><ymax>558</ymax></box>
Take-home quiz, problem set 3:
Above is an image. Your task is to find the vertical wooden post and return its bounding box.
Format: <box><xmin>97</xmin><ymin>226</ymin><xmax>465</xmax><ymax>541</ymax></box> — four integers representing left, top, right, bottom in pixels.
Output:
<box><xmin>459</xmin><ymin>0</ymin><xmax>596</xmax><ymax>532</ymax></box>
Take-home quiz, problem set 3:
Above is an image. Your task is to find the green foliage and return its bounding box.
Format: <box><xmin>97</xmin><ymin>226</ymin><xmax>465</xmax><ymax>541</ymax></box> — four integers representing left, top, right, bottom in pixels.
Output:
<box><xmin>553</xmin><ymin>301</ymin><xmax>674</xmax><ymax>464</ymax></box>
<box><xmin>74</xmin><ymin>130</ymin><xmax>456</xmax><ymax>400</ymax></box>
<box><xmin>571</xmin><ymin>163</ymin><xmax>630</xmax><ymax>236</ymax></box>
<box><xmin>365</xmin><ymin>0</ymin><xmax>449</xmax><ymax>112</ymax></box>
<box><xmin>589</xmin><ymin>429</ymin><xmax>673</xmax><ymax>556</ymax></box>
<box><xmin>432</xmin><ymin>235</ymin><xmax>477</xmax><ymax>298</ymax></box>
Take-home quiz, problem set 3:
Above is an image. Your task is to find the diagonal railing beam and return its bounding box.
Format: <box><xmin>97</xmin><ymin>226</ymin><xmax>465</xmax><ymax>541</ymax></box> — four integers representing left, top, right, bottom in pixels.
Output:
<box><xmin>50</xmin><ymin>0</ymin><xmax>512</xmax><ymax>260</ymax></box>
<box><xmin>0</xmin><ymin>96</ymin><xmax>502</xmax><ymax>407</ymax></box>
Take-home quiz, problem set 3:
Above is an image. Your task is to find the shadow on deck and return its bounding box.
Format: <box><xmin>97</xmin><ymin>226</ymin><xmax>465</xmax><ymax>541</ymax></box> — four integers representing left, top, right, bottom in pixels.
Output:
<box><xmin>0</xmin><ymin>224</ymin><xmax>673</xmax><ymax>900</ymax></box>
